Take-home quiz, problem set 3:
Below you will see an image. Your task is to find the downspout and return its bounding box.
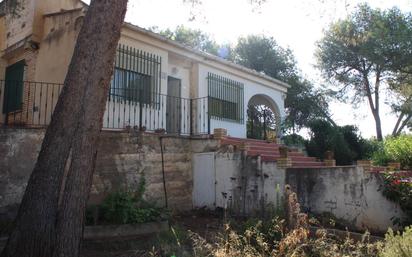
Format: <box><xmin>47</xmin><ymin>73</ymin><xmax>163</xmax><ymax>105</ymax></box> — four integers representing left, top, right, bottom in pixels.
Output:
<box><xmin>159</xmin><ymin>136</ymin><xmax>168</xmax><ymax>208</ymax></box>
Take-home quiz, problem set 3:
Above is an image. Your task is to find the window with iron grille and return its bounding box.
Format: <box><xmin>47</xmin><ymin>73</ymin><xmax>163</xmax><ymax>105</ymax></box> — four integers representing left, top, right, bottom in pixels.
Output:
<box><xmin>207</xmin><ymin>72</ymin><xmax>244</xmax><ymax>123</ymax></box>
<box><xmin>110</xmin><ymin>44</ymin><xmax>161</xmax><ymax>106</ymax></box>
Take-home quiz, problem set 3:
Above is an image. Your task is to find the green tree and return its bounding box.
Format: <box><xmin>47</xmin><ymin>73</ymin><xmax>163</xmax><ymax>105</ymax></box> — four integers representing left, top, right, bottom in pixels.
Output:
<box><xmin>153</xmin><ymin>25</ymin><xmax>223</xmax><ymax>56</ymax></box>
<box><xmin>316</xmin><ymin>4</ymin><xmax>412</xmax><ymax>140</ymax></box>
<box><xmin>390</xmin><ymin>74</ymin><xmax>412</xmax><ymax>136</ymax></box>
<box><xmin>305</xmin><ymin>119</ymin><xmax>369</xmax><ymax>165</ymax></box>
<box><xmin>233</xmin><ymin>35</ymin><xmax>335</xmax><ymax>131</ymax></box>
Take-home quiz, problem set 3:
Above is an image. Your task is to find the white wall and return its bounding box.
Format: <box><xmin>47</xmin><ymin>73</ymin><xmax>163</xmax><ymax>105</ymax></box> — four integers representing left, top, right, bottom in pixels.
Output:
<box><xmin>197</xmin><ymin>63</ymin><xmax>286</xmax><ymax>138</ymax></box>
<box><xmin>286</xmin><ymin>166</ymin><xmax>407</xmax><ymax>233</ymax></box>
<box><xmin>193</xmin><ymin>151</ymin><xmax>285</xmax><ymax>215</ymax></box>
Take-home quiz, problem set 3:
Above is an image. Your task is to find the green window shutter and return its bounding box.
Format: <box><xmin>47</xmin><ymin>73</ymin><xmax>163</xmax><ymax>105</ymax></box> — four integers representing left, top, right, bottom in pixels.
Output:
<box><xmin>3</xmin><ymin>60</ymin><xmax>25</xmax><ymax>113</ymax></box>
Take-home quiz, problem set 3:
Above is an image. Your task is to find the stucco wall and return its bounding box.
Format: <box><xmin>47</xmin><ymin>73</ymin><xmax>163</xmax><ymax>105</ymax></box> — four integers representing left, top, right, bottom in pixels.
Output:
<box><xmin>193</xmin><ymin>151</ymin><xmax>285</xmax><ymax>215</ymax></box>
<box><xmin>2</xmin><ymin>0</ymin><xmax>35</xmax><ymax>50</ymax></box>
<box><xmin>197</xmin><ymin>63</ymin><xmax>286</xmax><ymax>138</ymax></box>
<box><xmin>34</xmin><ymin>10</ymin><xmax>84</xmax><ymax>83</ymax></box>
<box><xmin>0</xmin><ymin>128</ymin><xmax>218</xmax><ymax>221</ymax></box>
<box><xmin>286</xmin><ymin>167</ymin><xmax>406</xmax><ymax>233</ymax></box>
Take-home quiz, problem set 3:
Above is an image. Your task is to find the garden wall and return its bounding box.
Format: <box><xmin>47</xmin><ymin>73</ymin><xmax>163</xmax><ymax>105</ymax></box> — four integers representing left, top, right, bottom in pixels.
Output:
<box><xmin>0</xmin><ymin>128</ymin><xmax>218</xmax><ymax>221</ymax></box>
<box><xmin>192</xmin><ymin>150</ymin><xmax>286</xmax><ymax>216</ymax></box>
<box><xmin>286</xmin><ymin>166</ymin><xmax>406</xmax><ymax>234</ymax></box>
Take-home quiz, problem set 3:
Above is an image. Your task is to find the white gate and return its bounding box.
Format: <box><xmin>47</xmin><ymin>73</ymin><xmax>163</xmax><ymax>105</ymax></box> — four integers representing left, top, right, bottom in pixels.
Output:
<box><xmin>192</xmin><ymin>152</ymin><xmax>215</xmax><ymax>209</ymax></box>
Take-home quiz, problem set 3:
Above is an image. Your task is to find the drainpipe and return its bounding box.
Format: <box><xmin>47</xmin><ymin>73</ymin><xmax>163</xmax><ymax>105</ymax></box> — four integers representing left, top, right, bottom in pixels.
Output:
<box><xmin>159</xmin><ymin>136</ymin><xmax>168</xmax><ymax>208</ymax></box>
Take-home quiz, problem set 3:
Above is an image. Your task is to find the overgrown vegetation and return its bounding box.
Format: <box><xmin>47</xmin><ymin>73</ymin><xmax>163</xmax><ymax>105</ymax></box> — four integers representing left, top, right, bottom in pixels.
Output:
<box><xmin>86</xmin><ymin>173</ymin><xmax>168</xmax><ymax>225</ymax></box>
<box><xmin>372</xmin><ymin>135</ymin><xmax>412</xmax><ymax>169</ymax></box>
<box><xmin>284</xmin><ymin>119</ymin><xmax>374</xmax><ymax>165</ymax></box>
<box><xmin>380</xmin><ymin>172</ymin><xmax>412</xmax><ymax>226</ymax></box>
<box><xmin>145</xmin><ymin>217</ymin><xmax>412</xmax><ymax>257</ymax></box>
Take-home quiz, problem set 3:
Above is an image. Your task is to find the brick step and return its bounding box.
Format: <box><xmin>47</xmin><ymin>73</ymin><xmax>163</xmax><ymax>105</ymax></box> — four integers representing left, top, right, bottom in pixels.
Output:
<box><xmin>221</xmin><ymin>137</ymin><xmax>280</xmax><ymax>147</ymax></box>
<box><xmin>258</xmin><ymin>155</ymin><xmax>318</xmax><ymax>163</ymax></box>
<box><xmin>288</xmin><ymin>151</ymin><xmax>305</xmax><ymax>157</ymax></box>
<box><xmin>247</xmin><ymin>150</ymin><xmax>279</xmax><ymax>156</ymax></box>
<box><xmin>247</xmin><ymin>144</ymin><xmax>279</xmax><ymax>150</ymax></box>
<box><xmin>292</xmin><ymin>161</ymin><xmax>325</xmax><ymax>167</ymax></box>
<box><xmin>261</xmin><ymin>155</ymin><xmax>278</xmax><ymax>162</ymax></box>
<box><xmin>290</xmin><ymin>156</ymin><xmax>317</xmax><ymax>162</ymax></box>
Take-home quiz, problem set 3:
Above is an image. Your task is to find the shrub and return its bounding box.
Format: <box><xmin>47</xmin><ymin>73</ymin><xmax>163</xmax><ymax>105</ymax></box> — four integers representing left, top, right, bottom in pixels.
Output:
<box><xmin>380</xmin><ymin>172</ymin><xmax>412</xmax><ymax>226</ymax></box>
<box><xmin>385</xmin><ymin>135</ymin><xmax>412</xmax><ymax>169</ymax></box>
<box><xmin>282</xmin><ymin>133</ymin><xmax>305</xmax><ymax>147</ymax></box>
<box><xmin>88</xmin><ymin>172</ymin><xmax>168</xmax><ymax>225</ymax></box>
<box><xmin>371</xmin><ymin>135</ymin><xmax>412</xmax><ymax>169</ymax></box>
<box><xmin>100</xmin><ymin>191</ymin><xmax>163</xmax><ymax>225</ymax></box>
<box><xmin>305</xmin><ymin>120</ymin><xmax>371</xmax><ymax>165</ymax></box>
<box><xmin>379</xmin><ymin>226</ymin><xmax>412</xmax><ymax>257</ymax></box>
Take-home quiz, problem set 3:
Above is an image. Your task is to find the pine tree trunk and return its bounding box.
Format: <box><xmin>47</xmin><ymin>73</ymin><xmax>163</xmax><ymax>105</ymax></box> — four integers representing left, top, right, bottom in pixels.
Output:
<box><xmin>373</xmin><ymin>110</ymin><xmax>383</xmax><ymax>141</ymax></box>
<box><xmin>52</xmin><ymin>1</ymin><xmax>128</xmax><ymax>256</ymax></box>
<box><xmin>1</xmin><ymin>1</ymin><xmax>127</xmax><ymax>257</ymax></box>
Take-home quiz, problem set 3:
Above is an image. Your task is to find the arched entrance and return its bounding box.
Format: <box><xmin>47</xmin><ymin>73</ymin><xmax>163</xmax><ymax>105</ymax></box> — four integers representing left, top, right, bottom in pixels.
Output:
<box><xmin>247</xmin><ymin>94</ymin><xmax>281</xmax><ymax>140</ymax></box>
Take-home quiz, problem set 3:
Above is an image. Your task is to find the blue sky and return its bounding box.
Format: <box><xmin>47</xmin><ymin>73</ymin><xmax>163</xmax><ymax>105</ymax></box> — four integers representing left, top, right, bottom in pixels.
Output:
<box><xmin>88</xmin><ymin>0</ymin><xmax>412</xmax><ymax>137</ymax></box>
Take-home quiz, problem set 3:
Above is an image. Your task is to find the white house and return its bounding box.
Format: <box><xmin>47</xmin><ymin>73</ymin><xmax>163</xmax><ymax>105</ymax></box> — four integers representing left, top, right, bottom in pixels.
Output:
<box><xmin>0</xmin><ymin>0</ymin><xmax>290</xmax><ymax>138</ymax></box>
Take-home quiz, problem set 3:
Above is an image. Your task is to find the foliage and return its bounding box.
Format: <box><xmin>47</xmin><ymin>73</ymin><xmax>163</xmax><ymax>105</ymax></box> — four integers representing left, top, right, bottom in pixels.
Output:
<box><xmin>372</xmin><ymin>135</ymin><xmax>412</xmax><ymax>169</ymax></box>
<box><xmin>143</xmin><ymin>217</ymin><xmax>412</xmax><ymax>257</ymax></box>
<box><xmin>233</xmin><ymin>35</ymin><xmax>297</xmax><ymax>81</ymax></box>
<box><xmin>233</xmin><ymin>35</ymin><xmax>334</xmax><ymax>132</ymax></box>
<box><xmin>155</xmin><ymin>27</ymin><xmax>334</xmax><ymax>132</ymax></box>
<box><xmin>90</xmin><ymin>173</ymin><xmax>168</xmax><ymax>225</ymax></box>
<box><xmin>153</xmin><ymin>25</ymin><xmax>224</xmax><ymax>57</ymax></box>
<box><xmin>379</xmin><ymin>227</ymin><xmax>412</xmax><ymax>257</ymax></box>
<box><xmin>281</xmin><ymin>133</ymin><xmax>306</xmax><ymax>148</ymax></box>
<box><xmin>283</xmin><ymin>78</ymin><xmax>334</xmax><ymax>132</ymax></box>
<box><xmin>305</xmin><ymin>119</ymin><xmax>370</xmax><ymax>165</ymax></box>
<box><xmin>385</xmin><ymin>135</ymin><xmax>412</xmax><ymax>169</ymax></box>
<box><xmin>247</xmin><ymin>104</ymin><xmax>278</xmax><ymax>140</ymax></box>
<box><xmin>390</xmin><ymin>80</ymin><xmax>412</xmax><ymax>136</ymax></box>
<box><xmin>316</xmin><ymin>3</ymin><xmax>412</xmax><ymax>140</ymax></box>
<box><xmin>370</xmin><ymin>140</ymin><xmax>392</xmax><ymax>167</ymax></box>
<box><xmin>380</xmin><ymin>172</ymin><xmax>412</xmax><ymax>226</ymax></box>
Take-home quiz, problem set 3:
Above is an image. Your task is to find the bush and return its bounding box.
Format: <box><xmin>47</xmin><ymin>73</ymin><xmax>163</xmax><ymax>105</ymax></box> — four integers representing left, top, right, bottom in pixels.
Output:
<box><xmin>385</xmin><ymin>135</ymin><xmax>412</xmax><ymax>169</ymax></box>
<box><xmin>371</xmin><ymin>135</ymin><xmax>412</xmax><ymax>169</ymax></box>
<box><xmin>282</xmin><ymin>133</ymin><xmax>305</xmax><ymax>147</ymax></box>
<box><xmin>380</xmin><ymin>172</ymin><xmax>412</xmax><ymax>226</ymax></box>
<box><xmin>379</xmin><ymin>226</ymin><xmax>412</xmax><ymax>257</ymax></box>
<box><xmin>99</xmin><ymin>191</ymin><xmax>163</xmax><ymax>225</ymax></box>
<box><xmin>87</xmin><ymin>172</ymin><xmax>168</xmax><ymax>225</ymax></box>
<box><xmin>305</xmin><ymin>120</ymin><xmax>371</xmax><ymax>165</ymax></box>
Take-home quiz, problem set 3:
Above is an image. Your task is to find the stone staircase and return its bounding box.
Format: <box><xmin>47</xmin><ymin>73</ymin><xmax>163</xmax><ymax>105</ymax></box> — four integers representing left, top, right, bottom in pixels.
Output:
<box><xmin>219</xmin><ymin>136</ymin><xmax>325</xmax><ymax>168</ymax></box>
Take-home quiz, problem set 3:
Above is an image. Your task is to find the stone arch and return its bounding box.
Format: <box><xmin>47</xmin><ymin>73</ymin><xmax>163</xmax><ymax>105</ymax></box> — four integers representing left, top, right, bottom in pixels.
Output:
<box><xmin>247</xmin><ymin>94</ymin><xmax>281</xmax><ymax>139</ymax></box>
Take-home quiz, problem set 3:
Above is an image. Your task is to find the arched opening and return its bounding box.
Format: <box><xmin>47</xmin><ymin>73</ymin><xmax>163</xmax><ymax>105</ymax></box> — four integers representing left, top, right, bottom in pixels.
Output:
<box><xmin>247</xmin><ymin>94</ymin><xmax>281</xmax><ymax>140</ymax></box>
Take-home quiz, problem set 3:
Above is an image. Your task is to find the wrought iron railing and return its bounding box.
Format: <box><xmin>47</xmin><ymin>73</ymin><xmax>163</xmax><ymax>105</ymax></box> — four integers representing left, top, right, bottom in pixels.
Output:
<box><xmin>0</xmin><ymin>80</ymin><xmax>64</xmax><ymax>127</ymax></box>
<box><xmin>0</xmin><ymin>80</ymin><xmax>211</xmax><ymax>135</ymax></box>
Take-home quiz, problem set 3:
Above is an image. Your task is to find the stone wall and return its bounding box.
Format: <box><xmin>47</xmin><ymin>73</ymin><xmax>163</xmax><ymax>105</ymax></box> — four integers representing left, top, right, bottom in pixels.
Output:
<box><xmin>0</xmin><ymin>128</ymin><xmax>218</xmax><ymax>221</ymax></box>
<box><xmin>285</xmin><ymin>166</ymin><xmax>406</xmax><ymax>234</ymax></box>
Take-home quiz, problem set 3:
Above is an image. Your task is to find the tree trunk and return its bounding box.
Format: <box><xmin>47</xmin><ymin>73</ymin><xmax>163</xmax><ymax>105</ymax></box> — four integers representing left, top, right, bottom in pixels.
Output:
<box><xmin>1</xmin><ymin>1</ymin><xmax>127</xmax><ymax>257</ymax></box>
<box><xmin>52</xmin><ymin>1</ymin><xmax>127</xmax><ymax>256</ymax></box>
<box><xmin>373</xmin><ymin>110</ymin><xmax>383</xmax><ymax>141</ymax></box>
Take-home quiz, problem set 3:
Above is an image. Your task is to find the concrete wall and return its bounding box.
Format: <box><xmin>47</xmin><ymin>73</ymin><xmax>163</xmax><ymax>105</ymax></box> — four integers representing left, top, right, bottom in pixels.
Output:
<box><xmin>286</xmin><ymin>167</ymin><xmax>407</xmax><ymax>233</ymax></box>
<box><xmin>193</xmin><ymin>150</ymin><xmax>285</xmax><ymax>215</ymax></box>
<box><xmin>0</xmin><ymin>128</ymin><xmax>218</xmax><ymax>221</ymax></box>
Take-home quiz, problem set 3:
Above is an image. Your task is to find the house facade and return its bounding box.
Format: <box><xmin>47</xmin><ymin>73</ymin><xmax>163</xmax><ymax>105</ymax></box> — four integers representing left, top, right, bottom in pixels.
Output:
<box><xmin>0</xmin><ymin>0</ymin><xmax>289</xmax><ymax>138</ymax></box>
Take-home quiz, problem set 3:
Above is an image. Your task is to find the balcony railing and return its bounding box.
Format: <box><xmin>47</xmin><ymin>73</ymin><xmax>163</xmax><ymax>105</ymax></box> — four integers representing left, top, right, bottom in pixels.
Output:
<box><xmin>0</xmin><ymin>80</ymin><xmax>211</xmax><ymax>135</ymax></box>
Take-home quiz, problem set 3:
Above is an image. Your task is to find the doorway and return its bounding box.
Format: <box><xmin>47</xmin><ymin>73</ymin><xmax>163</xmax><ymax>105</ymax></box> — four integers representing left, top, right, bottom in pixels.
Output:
<box><xmin>166</xmin><ymin>76</ymin><xmax>181</xmax><ymax>134</ymax></box>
